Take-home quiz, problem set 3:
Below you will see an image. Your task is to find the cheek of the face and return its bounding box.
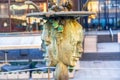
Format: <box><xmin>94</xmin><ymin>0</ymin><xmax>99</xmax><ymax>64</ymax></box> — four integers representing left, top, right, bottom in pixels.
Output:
<box><xmin>58</xmin><ymin>42</ymin><xmax>78</xmax><ymax>67</ymax></box>
<box><xmin>45</xmin><ymin>44</ymin><xmax>58</xmax><ymax>66</ymax></box>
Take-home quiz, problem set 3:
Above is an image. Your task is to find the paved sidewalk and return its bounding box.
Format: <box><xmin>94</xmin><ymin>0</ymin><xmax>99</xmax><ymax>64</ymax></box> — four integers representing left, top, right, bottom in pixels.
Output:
<box><xmin>84</xmin><ymin>35</ymin><xmax>120</xmax><ymax>53</ymax></box>
<box><xmin>84</xmin><ymin>30</ymin><xmax>120</xmax><ymax>53</ymax></box>
<box><xmin>0</xmin><ymin>31</ymin><xmax>120</xmax><ymax>80</ymax></box>
<box><xmin>0</xmin><ymin>61</ymin><xmax>120</xmax><ymax>80</ymax></box>
<box><xmin>84</xmin><ymin>36</ymin><xmax>97</xmax><ymax>53</ymax></box>
<box><xmin>98</xmin><ymin>43</ymin><xmax>120</xmax><ymax>52</ymax></box>
<box><xmin>70</xmin><ymin>61</ymin><xmax>120</xmax><ymax>80</ymax></box>
<box><xmin>84</xmin><ymin>30</ymin><xmax>120</xmax><ymax>35</ymax></box>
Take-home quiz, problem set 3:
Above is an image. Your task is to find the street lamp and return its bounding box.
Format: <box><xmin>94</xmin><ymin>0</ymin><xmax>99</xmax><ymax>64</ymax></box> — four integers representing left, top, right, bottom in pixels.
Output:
<box><xmin>24</xmin><ymin>1</ymin><xmax>40</xmax><ymax>12</ymax></box>
<box><xmin>25</xmin><ymin>1</ymin><xmax>40</xmax><ymax>32</ymax></box>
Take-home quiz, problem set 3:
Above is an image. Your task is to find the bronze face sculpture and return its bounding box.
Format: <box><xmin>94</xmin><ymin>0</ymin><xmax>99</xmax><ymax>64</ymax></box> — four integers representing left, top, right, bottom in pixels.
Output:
<box><xmin>41</xmin><ymin>18</ymin><xmax>83</xmax><ymax>80</ymax></box>
<box><xmin>42</xmin><ymin>19</ymin><xmax>83</xmax><ymax>65</ymax></box>
<box><xmin>41</xmin><ymin>0</ymin><xmax>83</xmax><ymax>80</ymax></box>
<box><xmin>27</xmin><ymin>0</ymin><xmax>95</xmax><ymax>80</ymax></box>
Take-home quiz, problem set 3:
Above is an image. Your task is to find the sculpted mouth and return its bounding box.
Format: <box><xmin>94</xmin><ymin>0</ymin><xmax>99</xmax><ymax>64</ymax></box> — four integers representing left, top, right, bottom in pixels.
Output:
<box><xmin>72</xmin><ymin>56</ymin><xmax>79</xmax><ymax>61</ymax></box>
<box><xmin>43</xmin><ymin>55</ymin><xmax>49</xmax><ymax>60</ymax></box>
<box><xmin>44</xmin><ymin>57</ymin><xmax>49</xmax><ymax>61</ymax></box>
<box><xmin>72</xmin><ymin>56</ymin><xmax>80</xmax><ymax>58</ymax></box>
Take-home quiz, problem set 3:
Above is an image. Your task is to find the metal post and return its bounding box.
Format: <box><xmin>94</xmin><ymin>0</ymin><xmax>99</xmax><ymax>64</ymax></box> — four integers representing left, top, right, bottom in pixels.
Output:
<box><xmin>106</xmin><ymin>0</ymin><xmax>109</xmax><ymax>30</ymax></box>
<box><xmin>27</xmin><ymin>4</ymin><xmax>31</xmax><ymax>32</ymax></box>
<box><xmin>98</xmin><ymin>0</ymin><xmax>100</xmax><ymax>30</ymax></box>
<box><xmin>107</xmin><ymin>0</ymin><xmax>109</xmax><ymax>29</ymax></box>
<box><xmin>104</xmin><ymin>1</ymin><xmax>107</xmax><ymax>30</ymax></box>
<box><xmin>4</xmin><ymin>51</ymin><xmax>8</xmax><ymax>63</ymax></box>
<box><xmin>116</xmin><ymin>0</ymin><xmax>117</xmax><ymax>29</ymax></box>
<box><xmin>48</xmin><ymin>67</ymin><xmax>50</xmax><ymax>80</ymax></box>
<box><xmin>78</xmin><ymin>0</ymin><xmax>80</xmax><ymax>11</ymax></box>
<box><xmin>46</xmin><ymin>0</ymin><xmax>48</xmax><ymax>12</ymax></box>
<box><xmin>8</xmin><ymin>0</ymin><xmax>11</xmax><ymax>32</ymax></box>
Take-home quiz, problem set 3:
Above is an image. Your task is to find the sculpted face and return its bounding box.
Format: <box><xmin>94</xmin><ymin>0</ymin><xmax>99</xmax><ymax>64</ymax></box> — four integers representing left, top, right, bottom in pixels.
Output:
<box><xmin>42</xmin><ymin>19</ymin><xmax>83</xmax><ymax>67</ymax></box>
<box><xmin>58</xmin><ymin>19</ymin><xmax>83</xmax><ymax>66</ymax></box>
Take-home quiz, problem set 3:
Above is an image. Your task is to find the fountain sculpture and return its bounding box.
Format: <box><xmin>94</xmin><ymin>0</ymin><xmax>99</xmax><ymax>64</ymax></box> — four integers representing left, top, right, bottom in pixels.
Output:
<box><xmin>27</xmin><ymin>0</ymin><xmax>95</xmax><ymax>80</ymax></box>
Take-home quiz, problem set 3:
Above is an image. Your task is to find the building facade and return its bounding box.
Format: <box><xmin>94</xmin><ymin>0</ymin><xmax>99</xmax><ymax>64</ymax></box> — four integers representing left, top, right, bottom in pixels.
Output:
<box><xmin>0</xmin><ymin>0</ymin><xmax>120</xmax><ymax>32</ymax></box>
<box><xmin>79</xmin><ymin>0</ymin><xmax>120</xmax><ymax>31</ymax></box>
<box><xmin>0</xmin><ymin>0</ymin><xmax>47</xmax><ymax>32</ymax></box>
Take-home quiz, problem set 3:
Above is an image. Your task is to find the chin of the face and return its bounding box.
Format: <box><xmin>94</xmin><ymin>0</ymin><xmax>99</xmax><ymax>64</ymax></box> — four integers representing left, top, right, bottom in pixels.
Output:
<box><xmin>65</xmin><ymin>59</ymin><xmax>77</xmax><ymax>67</ymax></box>
<box><xmin>67</xmin><ymin>61</ymin><xmax>76</xmax><ymax>67</ymax></box>
<box><xmin>70</xmin><ymin>56</ymin><xmax>80</xmax><ymax>66</ymax></box>
<box><xmin>61</xmin><ymin>56</ymin><xmax>78</xmax><ymax>67</ymax></box>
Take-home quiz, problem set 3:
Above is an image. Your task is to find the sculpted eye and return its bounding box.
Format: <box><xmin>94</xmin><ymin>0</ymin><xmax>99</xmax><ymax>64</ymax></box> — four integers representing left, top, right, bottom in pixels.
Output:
<box><xmin>70</xmin><ymin>41</ymin><xmax>77</xmax><ymax>46</ymax></box>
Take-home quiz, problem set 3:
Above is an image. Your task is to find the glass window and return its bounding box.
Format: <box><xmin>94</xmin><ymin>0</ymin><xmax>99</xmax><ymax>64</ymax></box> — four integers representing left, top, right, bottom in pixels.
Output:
<box><xmin>0</xmin><ymin>4</ymin><xmax>9</xmax><ymax>18</ymax></box>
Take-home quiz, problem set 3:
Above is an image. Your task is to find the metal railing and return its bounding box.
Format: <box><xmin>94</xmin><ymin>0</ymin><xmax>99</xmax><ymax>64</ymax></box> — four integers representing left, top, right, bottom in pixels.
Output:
<box><xmin>109</xmin><ymin>28</ymin><xmax>114</xmax><ymax>41</ymax></box>
<box><xmin>0</xmin><ymin>66</ymin><xmax>76</xmax><ymax>80</ymax></box>
<box><xmin>0</xmin><ymin>67</ymin><xmax>55</xmax><ymax>80</ymax></box>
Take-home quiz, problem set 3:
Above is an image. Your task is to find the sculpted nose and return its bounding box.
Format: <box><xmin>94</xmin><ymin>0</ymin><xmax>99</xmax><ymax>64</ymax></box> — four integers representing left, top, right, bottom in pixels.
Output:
<box><xmin>76</xmin><ymin>42</ymin><xmax>83</xmax><ymax>58</ymax></box>
<box><xmin>45</xmin><ymin>37</ymin><xmax>51</xmax><ymax>46</ymax></box>
<box><xmin>78</xmin><ymin>47</ymin><xmax>83</xmax><ymax>53</ymax></box>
